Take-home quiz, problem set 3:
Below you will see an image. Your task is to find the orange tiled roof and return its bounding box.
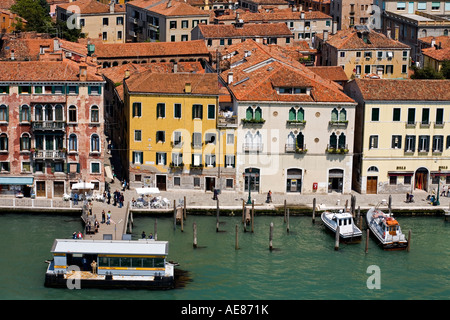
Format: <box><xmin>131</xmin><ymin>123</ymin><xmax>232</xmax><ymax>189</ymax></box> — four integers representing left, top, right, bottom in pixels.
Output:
<box><xmin>308</xmin><ymin>66</ymin><xmax>348</xmax><ymax>82</ymax></box>
<box><xmin>350</xmin><ymin>79</ymin><xmax>450</xmax><ymax>101</ymax></box>
<box><xmin>126</xmin><ymin>72</ymin><xmax>219</xmax><ymax>95</ymax></box>
<box><xmin>317</xmin><ymin>28</ymin><xmax>410</xmax><ymax>50</ymax></box>
<box><xmin>419</xmin><ymin>35</ymin><xmax>450</xmax><ymax>49</ymax></box>
<box><xmin>218</xmin><ymin>39</ymin><xmax>354</xmax><ymax>103</ymax></box>
<box><xmin>57</xmin><ymin>0</ymin><xmax>126</xmax><ymax>14</ymax></box>
<box><xmin>127</xmin><ymin>0</ymin><xmax>208</xmax><ymax>16</ymax></box>
<box><xmin>0</xmin><ymin>60</ymin><xmax>103</xmax><ymax>82</ymax></box>
<box><xmin>422</xmin><ymin>47</ymin><xmax>450</xmax><ymax>62</ymax></box>
<box><xmin>215</xmin><ymin>8</ymin><xmax>331</xmax><ymax>22</ymax></box>
<box><xmin>94</xmin><ymin>40</ymin><xmax>209</xmax><ymax>58</ymax></box>
<box><xmin>197</xmin><ymin>22</ymin><xmax>292</xmax><ymax>38</ymax></box>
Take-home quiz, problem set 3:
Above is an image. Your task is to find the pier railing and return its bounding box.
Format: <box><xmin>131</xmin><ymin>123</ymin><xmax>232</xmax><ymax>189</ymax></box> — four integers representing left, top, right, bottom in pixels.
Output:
<box><xmin>0</xmin><ymin>198</ymin><xmax>83</xmax><ymax>210</ymax></box>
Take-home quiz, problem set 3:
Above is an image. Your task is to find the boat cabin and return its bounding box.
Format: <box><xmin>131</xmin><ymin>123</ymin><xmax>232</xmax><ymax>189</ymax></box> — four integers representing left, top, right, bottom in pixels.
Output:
<box><xmin>331</xmin><ymin>212</ymin><xmax>354</xmax><ymax>232</ymax></box>
<box><xmin>49</xmin><ymin>239</ymin><xmax>170</xmax><ymax>277</ymax></box>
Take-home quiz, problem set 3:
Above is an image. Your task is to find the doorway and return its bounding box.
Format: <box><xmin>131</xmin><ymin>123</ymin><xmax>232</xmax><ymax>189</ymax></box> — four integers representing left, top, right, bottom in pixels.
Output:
<box><xmin>36</xmin><ymin>181</ymin><xmax>46</xmax><ymax>197</ymax></box>
<box><xmin>328</xmin><ymin>169</ymin><xmax>344</xmax><ymax>193</ymax></box>
<box><xmin>156</xmin><ymin>175</ymin><xmax>166</xmax><ymax>191</ymax></box>
<box><xmin>415</xmin><ymin>167</ymin><xmax>428</xmax><ymax>191</ymax></box>
<box><xmin>286</xmin><ymin>168</ymin><xmax>302</xmax><ymax>193</ymax></box>
<box><xmin>366</xmin><ymin>176</ymin><xmax>378</xmax><ymax>194</ymax></box>
<box><xmin>205</xmin><ymin>177</ymin><xmax>216</xmax><ymax>192</ymax></box>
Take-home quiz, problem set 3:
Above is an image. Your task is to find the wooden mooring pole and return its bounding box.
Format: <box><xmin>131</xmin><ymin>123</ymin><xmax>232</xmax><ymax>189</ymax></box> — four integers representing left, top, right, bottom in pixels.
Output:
<box><xmin>173</xmin><ymin>199</ymin><xmax>176</xmax><ymax>230</ymax></box>
<box><xmin>335</xmin><ymin>226</ymin><xmax>340</xmax><ymax>250</ymax></box>
<box><xmin>216</xmin><ymin>198</ymin><xmax>220</xmax><ymax>232</ymax></box>
<box><xmin>251</xmin><ymin>200</ymin><xmax>255</xmax><ymax>233</ymax></box>
<box><xmin>365</xmin><ymin>229</ymin><xmax>369</xmax><ymax>253</ymax></box>
<box><xmin>269</xmin><ymin>222</ymin><xmax>274</xmax><ymax>251</ymax></box>
<box><xmin>235</xmin><ymin>224</ymin><xmax>239</xmax><ymax>250</ymax></box>
<box><xmin>183</xmin><ymin>196</ymin><xmax>186</xmax><ymax>220</ymax></box>
<box><xmin>154</xmin><ymin>218</ymin><xmax>157</xmax><ymax>241</ymax></box>
<box><xmin>407</xmin><ymin>229</ymin><xmax>411</xmax><ymax>252</ymax></box>
<box><xmin>284</xmin><ymin>200</ymin><xmax>287</xmax><ymax>223</ymax></box>
<box><xmin>193</xmin><ymin>222</ymin><xmax>198</xmax><ymax>249</ymax></box>
<box><xmin>312</xmin><ymin>198</ymin><xmax>316</xmax><ymax>224</ymax></box>
<box><xmin>287</xmin><ymin>208</ymin><xmax>290</xmax><ymax>233</ymax></box>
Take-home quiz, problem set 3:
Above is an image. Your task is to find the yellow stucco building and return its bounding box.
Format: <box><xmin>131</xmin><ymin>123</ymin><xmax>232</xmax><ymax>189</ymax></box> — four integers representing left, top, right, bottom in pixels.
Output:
<box><xmin>124</xmin><ymin>71</ymin><xmax>236</xmax><ymax>191</ymax></box>
<box><xmin>346</xmin><ymin>79</ymin><xmax>450</xmax><ymax>195</ymax></box>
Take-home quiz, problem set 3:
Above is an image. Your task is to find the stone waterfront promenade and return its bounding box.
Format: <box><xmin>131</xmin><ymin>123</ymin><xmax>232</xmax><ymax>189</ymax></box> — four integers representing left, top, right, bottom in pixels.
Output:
<box><xmin>82</xmin><ymin>173</ymin><xmax>450</xmax><ymax>240</ymax></box>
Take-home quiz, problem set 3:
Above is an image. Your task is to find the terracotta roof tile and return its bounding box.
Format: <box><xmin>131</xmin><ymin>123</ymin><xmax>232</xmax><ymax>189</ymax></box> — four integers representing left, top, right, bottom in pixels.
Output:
<box><xmin>418</xmin><ymin>35</ymin><xmax>450</xmax><ymax>49</ymax></box>
<box><xmin>218</xmin><ymin>40</ymin><xmax>353</xmax><ymax>103</ymax></box>
<box><xmin>317</xmin><ymin>28</ymin><xmax>410</xmax><ymax>50</ymax></box>
<box><xmin>196</xmin><ymin>22</ymin><xmax>292</xmax><ymax>38</ymax></box>
<box><xmin>308</xmin><ymin>66</ymin><xmax>348</xmax><ymax>82</ymax></box>
<box><xmin>422</xmin><ymin>47</ymin><xmax>450</xmax><ymax>61</ymax></box>
<box><xmin>57</xmin><ymin>0</ymin><xmax>126</xmax><ymax>14</ymax></box>
<box><xmin>126</xmin><ymin>72</ymin><xmax>219</xmax><ymax>95</ymax></box>
<box><xmin>94</xmin><ymin>40</ymin><xmax>209</xmax><ymax>58</ymax></box>
<box><xmin>215</xmin><ymin>8</ymin><xmax>331</xmax><ymax>22</ymax></box>
<box><xmin>127</xmin><ymin>0</ymin><xmax>208</xmax><ymax>16</ymax></box>
<box><xmin>0</xmin><ymin>60</ymin><xmax>103</xmax><ymax>82</ymax></box>
<box><xmin>350</xmin><ymin>79</ymin><xmax>450</xmax><ymax>101</ymax></box>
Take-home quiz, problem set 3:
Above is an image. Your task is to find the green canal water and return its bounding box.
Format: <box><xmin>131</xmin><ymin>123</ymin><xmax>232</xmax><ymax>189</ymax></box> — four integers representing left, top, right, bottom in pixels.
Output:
<box><xmin>0</xmin><ymin>212</ymin><xmax>449</xmax><ymax>300</ymax></box>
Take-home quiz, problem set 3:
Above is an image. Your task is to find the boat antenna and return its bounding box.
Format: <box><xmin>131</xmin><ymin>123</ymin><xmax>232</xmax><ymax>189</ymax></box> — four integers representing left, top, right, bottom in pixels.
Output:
<box><xmin>375</xmin><ymin>199</ymin><xmax>387</xmax><ymax>210</ymax></box>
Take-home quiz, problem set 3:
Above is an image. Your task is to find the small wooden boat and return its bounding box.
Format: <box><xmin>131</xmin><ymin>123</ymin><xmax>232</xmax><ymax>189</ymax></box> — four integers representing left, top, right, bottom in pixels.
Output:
<box><xmin>44</xmin><ymin>239</ymin><xmax>176</xmax><ymax>289</ymax></box>
<box><xmin>321</xmin><ymin>210</ymin><xmax>362</xmax><ymax>242</ymax></box>
<box><xmin>366</xmin><ymin>207</ymin><xmax>408</xmax><ymax>250</ymax></box>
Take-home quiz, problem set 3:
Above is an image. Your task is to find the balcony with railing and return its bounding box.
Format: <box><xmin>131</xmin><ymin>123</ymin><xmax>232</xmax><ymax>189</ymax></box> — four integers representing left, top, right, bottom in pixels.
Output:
<box><xmin>326</xmin><ymin>144</ymin><xmax>349</xmax><ymax>154</ymax></box>
<box><xmin>32</xmin><ymin>150</ymin><xmax>66</xmax><ymax>160</ymax></box>
<box><xmin>218</xmin><ymin>115</ymin><xmax>238</xmax><ymax>128</ymax></box>
<box><xmin>243</xmin><ymin>143</ymin><xmax>263</xmax><ymax>153</ymax></box>
<box><xmin>32</xmin><ymin>121</ymin><xmax>66</xmax><ymax>131</ymax></box>
<box><xmin>285</xmin><ymin>143</ymin><xmax>307</xmax><ymax>154</ymax></box>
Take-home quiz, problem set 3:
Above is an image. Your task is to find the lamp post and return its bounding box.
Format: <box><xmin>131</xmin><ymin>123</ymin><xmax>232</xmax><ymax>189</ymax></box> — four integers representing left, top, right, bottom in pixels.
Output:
<box><xmin>435</xmin><ymin>169</ymin><xmax>441</xmax><ymax>206</ymax></box>
<box><xmin>246</xmin><ymin>169</ymin><xmax>252</xmax><ymax>205</ymax></box>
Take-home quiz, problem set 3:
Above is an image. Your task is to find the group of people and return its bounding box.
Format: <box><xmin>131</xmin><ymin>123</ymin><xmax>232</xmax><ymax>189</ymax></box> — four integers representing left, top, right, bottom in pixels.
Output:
<box><xmin>440</xmin><ymin>185</ymin><xmax>450</xmax><ymax>197</ymax></box>
<box><xmin>141</xmin><ymin>231</ymin><xmax>154</xmax><ymax>239</ymax></box>
<box><xmin>72</xmin><ymin>231</ymin><xmax>83</xmax><ymax>239</ymax></box>
<box><xmin>106</xmin><ymin>189</ymin><xmax>125</xmax><ymax>208</ymax></box>
<box><xmin>101</xmin><ymin>210</ymin><xmax>112</xmax><ymax>225</ymax></box>
<box><xmin>86</xmin><ymin>219</ymin><xmax>100</xmax><ymax>234</ymax></box>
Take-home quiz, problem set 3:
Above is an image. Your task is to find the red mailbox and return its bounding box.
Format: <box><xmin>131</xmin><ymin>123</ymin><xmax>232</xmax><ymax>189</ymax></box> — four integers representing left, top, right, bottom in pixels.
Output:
<box><xmin>313</xmin><ymin>182</ymin><xmax>318</xmax><ymax>191</ymax></box>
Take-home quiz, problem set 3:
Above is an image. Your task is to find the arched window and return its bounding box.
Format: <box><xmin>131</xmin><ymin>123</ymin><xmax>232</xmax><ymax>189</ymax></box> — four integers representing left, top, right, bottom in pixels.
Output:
<box><xmin>91</xmin><ymin>105</ymin><xmax>99</xmax><ymax>123</ymax></box>
<box><xmin>246</xmin><ymin>107</ymin><xmax>253</xmax><ymax>120</ymax></box>
<box><xmin>287</xmin><ymin>132</ymin><xmax>295</xmax><ymax>147</ymax></box>
<box><xmin>254</xmin><ymin>107</ymin><xmax>262</xmax><ymax>120</ymax></box>
<box><xmin>339</xmin><ymin>108</ymin><xmax>347</xmax><ymax>121</ymax></box>
<box><xmin>297</xmin><ymin>107</ymin><xmax>305</xmax><ymax>121</ymax></box>
<box><xmin>331</xmin><ymin>108</ymin><xmax>338</xmax><ymax>121</ymax></box>
<box><xmin>68</xmin><ymin>105</ymin><xmax>77</xmax><ymax>122</ymax></box>
<box><xmin>329</xmin><ymin>132</ymin><xmax>337</xmax><ymax>149</ymax></box>
<box><xmin>20</xmin><ymin>133</ymin><xmax>30</xmax><ymax>151</ymax></box>
<box><xmin>0</xmin><ymin>133</ymin><xmax>8</xmax><ymax>151</ymax></box>
<box><xmin>444</xmin><ymin>29</ymin><xmax>449</xmax><ymax>36</ymax></box>
<box><xmin>367</xmin><ymin>166</ymin><xmax>379</xmax><ymax>172</ymax></box>
<box><xmin>254</xmin><ymin>131</ymin><xmax>262</xmax><ymax>146</ymax></box>
<box><xmin>0</xmin><ymin>105</ymin><xmax>8</xmax><ymax>122</ymax></box>
<box><xmin>34</xmin><ymin>104</ymin><xmax>43</xmax><ymax>121</ymax></box>
<box><xmin>296</xmin><ymin>132</ymin><xmax>304</xmax><ymax>149</ymax></box>
<box><xmin>69</xmin><ymin>134</ymin><xmax>77</xmax><ymax>152</ymax></box>
<box><xmin>45</xmin><ymin>104</ymin><xmax>53</xmax><ymax>121</ymax></box>
<box><xmin>289</xmin><ymin>107</ymin><xmax>296</xmax><ymax>121</ymax></box>
<box><xmin>91</xmin><ymin>134</ymin><xmax>100</xmax><ymax>152</ymax></box>
<box><xmin>55</xmin><ymin>104</ymin><xmax>63</xmax><ymax>121</ymax></box>
<box><xmin>338</xmin><ymin>133</ymin><xmax>346</xmax><ymax>149</ymax></box>
<box><xmin>20</xmin><ymin>105</ymin><xmax>30</xmax><ymax>122</ymax></box>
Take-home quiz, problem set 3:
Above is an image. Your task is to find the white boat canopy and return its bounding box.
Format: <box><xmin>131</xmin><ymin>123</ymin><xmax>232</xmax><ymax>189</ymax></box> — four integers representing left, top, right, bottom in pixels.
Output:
<box><xmin>136</xmin><ymin>187</ymin><xmax>160</xmax><ymax>195</ymax></box>
<box><xmin>51</xmin><ymin>239</ymin><xmax>169</xmax><ymax>256</ymax></box>
<box><xmin>72</xmin><ymin>182</ymin><xmax>95</xmax><ymax>190</ymax></box>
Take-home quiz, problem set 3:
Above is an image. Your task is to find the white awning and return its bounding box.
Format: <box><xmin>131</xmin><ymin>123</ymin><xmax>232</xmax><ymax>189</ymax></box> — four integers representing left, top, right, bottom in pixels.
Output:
<box><xmin>72</xmin><ymin>182</ymin><xmax>95</xmax><ymax>190</ymax></box>
<box><xmin>104</xmin><ymin>165</ymin><xmax>114</xmax><ymax>183</ymax></box>
<box><xmin>136</xmin><ymin>187</ymin><xmax>160</xmax><ymax>195</ymax></box>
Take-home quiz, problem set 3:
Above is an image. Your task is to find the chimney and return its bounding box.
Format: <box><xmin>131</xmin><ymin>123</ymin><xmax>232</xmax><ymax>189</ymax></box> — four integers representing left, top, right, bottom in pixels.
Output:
<box><xmin>394</xmin><ymin>25</ymin><xmax>399</xmax><ymax>41</ymax></box>
<box><xmin>430</xmin><ymin>37</ymin><xmax>436</xmax><ymax>48</ymax></box>
<box><xmin>124</xmin><ymin>69</ymin><xmax>130</xmax><ymax>79</ymax></box>
<box><xmin>167</xmin><ymin>0</ymin><xmax>172</xmax><ymax>8</ymax></box>
<box><xmin>185</xmin><ymin>82</ymin><xmax>192</xmax><ymax>93</ymax></box>
<box><xmin>386</xmin><ymin>28</ymin><xmax>391</xmax><ymax>39</ymax></box>
<box><xmin>300</xmin><ymin>11</ymin><xmax>305</xmax><ymax>19</ymax></box>
<box><xmin>332</xmin><ymin>21</ymin><xmax>337</xmax><ymax>35</ymax></box>
<box><xmin>173</xmin><ymin>61</ymin><xmax>178</xmax><ymax>73</ymax></box>
<box><xmin>323</xmin><ymin>30</ymin><xmax>329</xmax><ymax>42</ymax></box>
<box><xmin>109</xmin><ymin>0</ymin><xmax>114</xmax><ymax>13</ymax></box>
<box><xmin>54</xmin><ymin>39</ymin><xmax>61</xmax><ymax>51</ymax></box>
<box><xmin>227</xmin><ymin>71</ymin><xmax>233</xmax><ymax>84</ymax></box>
<box><xmin>79</xmin><ymin>63</ymin><xmax>87</xmax><ymax>81</ymax></box>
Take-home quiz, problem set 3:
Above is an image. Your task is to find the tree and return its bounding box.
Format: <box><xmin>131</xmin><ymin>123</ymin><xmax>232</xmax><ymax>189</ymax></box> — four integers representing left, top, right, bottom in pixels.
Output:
<box><xmin>10</xmin><ymin>0</ymin><xmax>52</xmax><ymax>33</ymax></box>
<box><xmin>440</xmin><ymin>60</ymin><xmax>450</xmax><ymax>79</ymax></box>
<box><xmin>410</xmin><ymin>65</ymin><xmax>444</xmax><ymax>79</ymax></box>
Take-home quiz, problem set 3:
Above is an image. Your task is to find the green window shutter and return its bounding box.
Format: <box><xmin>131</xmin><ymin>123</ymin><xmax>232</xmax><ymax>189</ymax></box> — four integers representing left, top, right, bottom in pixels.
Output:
<box><xmin>6</xmin><ymin>105</ymin><xmax>8</xmax><ymax>122</ymax></box>
<box><xmin>77</xmin><ymin>163</ymin><xmax>80</xmax><ymax>173</ymax></box>
<box><xmin>254</xmin><ymin>107</ymin><xmax>261</xmax><ymax>120</ymax></box>
<box><xmin>289</xmin><ymin>108</ymin><xmax>296</xmax><ymax>120</ymax></box>
<box><xmin>330</xmin><ymin>133</ymin><xmax>337</xmax><ymax>148</ymax></box>
<box><xmin>98</xmin><ymin>86</ymin><xmax>102</xmax><ymax>95</ymax></box>
<box><xmin>88</xmin><ymin>86</ymin><xmax>92</xmax><ymax>95</ymax></box>
<box><xmin>19</xmin><ymin>105</ymin><xmax>22</xmax><ymax>122</ymax></box>
<box><xmin>132</xmin><ymin>151</ymin><xmax>135</xmax><ymax>164</ymax></box>
<box><xmin>246</xmin><ymin>107</ymin><xmax>253</xmax><ymax>120</ymax></box>
<box><xmin>339</xmin><ymin>109</ymin><xmax>346</xmax><ymax>121</ymax></box>
<box><xmin>331</xmin><ymin>108</ymin><xmax>338</xmax><ymax>121</ymax></box>
<box><xmin>64</xmin><ymin>163</ymin><xmax>68</xmax><ymax>173</ymax></box>
<box><xmin>208</xmin><ymin>104</ymin><xmax>215</xmax><ymax>119</ymax></box>
<box><xmin>297</xmin><ymin>108</ymin><xmax>304</xmax><ymax>121</ymax></box>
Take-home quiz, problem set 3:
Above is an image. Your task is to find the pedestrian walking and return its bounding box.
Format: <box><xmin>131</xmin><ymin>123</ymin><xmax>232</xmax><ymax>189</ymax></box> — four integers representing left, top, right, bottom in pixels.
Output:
<box><xmin>101</xmin><ymin>210</ymin><xmax>106</xmax><ymax>223</ymax></box>
<box><xmin>106</xmin><ymin>211</ymin><xmax>111</xmax><ymax>225</ymax></box>
<box><xmin>107</xmin><ymin>191</ymin><xmax>111</xmax><ymax>204</ymax></box>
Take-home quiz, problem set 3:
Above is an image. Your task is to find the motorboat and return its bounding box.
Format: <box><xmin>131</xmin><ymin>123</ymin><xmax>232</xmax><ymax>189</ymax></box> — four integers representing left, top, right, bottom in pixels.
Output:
<box><xmin>321</xmin><ymin>210</ymin><xmax>362</xmax><ymax>242</ymax></box>
<box><xmin>366</xmin><ymin>205</ymin><xmax>408</xmax><ymax>250</ymax></box>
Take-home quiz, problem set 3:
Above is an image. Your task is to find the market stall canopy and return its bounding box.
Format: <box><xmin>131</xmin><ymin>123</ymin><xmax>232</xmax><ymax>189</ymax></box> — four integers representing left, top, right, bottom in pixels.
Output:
<box><xmin>72</xmin><ymin>182</ymin><xmax>95</xmax><ymax>190</ymax></box>
<box><xmin>136</xmin><ymin>187</ymin><xmax>160</xmax><ymax>195</ymax></box>
<box><xmin>0</xmin><ymin>177</ymin><xmax>33</xmax><ymax>185</ymax></box>
<box><xmin>104</xmin><ymin>165</ymin><xmax>114</xmax><ymax>183</ymax></box>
